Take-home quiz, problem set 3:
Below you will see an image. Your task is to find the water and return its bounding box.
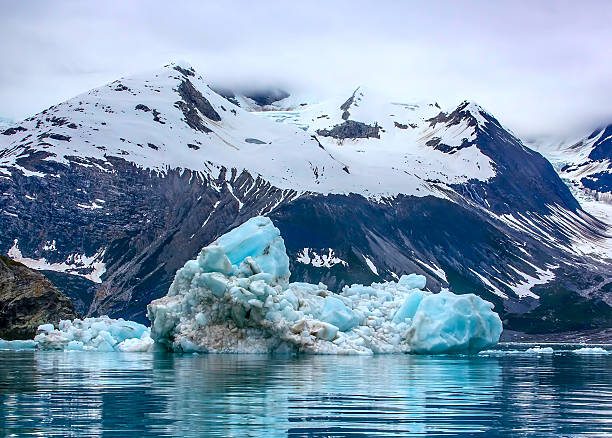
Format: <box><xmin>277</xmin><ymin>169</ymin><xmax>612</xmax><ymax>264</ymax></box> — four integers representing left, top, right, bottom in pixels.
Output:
<box><xmin>1</xmin><ymin>346</ymin><xmax>611</xmax><ymax>437</ymax></box>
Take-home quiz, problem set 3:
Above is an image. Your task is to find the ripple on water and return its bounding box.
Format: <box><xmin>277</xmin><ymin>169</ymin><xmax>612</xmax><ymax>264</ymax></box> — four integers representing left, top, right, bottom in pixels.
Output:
<box><xmin>0</xmin><ymin>347</ymin><xmax>611</xmax><ymax>437</ymax></box>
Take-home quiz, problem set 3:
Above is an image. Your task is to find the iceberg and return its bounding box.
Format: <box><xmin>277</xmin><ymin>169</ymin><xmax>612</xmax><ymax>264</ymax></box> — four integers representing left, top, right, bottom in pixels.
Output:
<box><xmin>34</xmin><ymin>316</ymin><xmax>153</xmax><ymax>352</ymax></box>
<box><xmin>0</xmin><ymin>339</ymin><xmax>37</xmax><ymax>350</ymax></box>
<box><xmin>147</xmin><ymin>216</ymin><xmax>502</xmax><ymax>354</ymax></box>
<box><xmin>573</xmin><ymin>347</ymin><xmax>610</xmax><ymax>355</ymax></box>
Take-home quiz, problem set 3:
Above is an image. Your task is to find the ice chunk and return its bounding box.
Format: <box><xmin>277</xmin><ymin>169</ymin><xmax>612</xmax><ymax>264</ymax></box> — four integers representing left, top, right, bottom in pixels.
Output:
<box><xmin>573</xmin><ymin>347</ymin><xmax>610</xmax><ymax>355</ymax></box>
<box><xmin>319</xmin><ymin>296</ymin><xmax>360</xmax><ymax>331</ymax></box>
<box><xmin>215</xmin><ymin>216</ymin><xmax>290</xmax><ymax>280</ymax></box>
<box><xmin>310</xmin><ymin>321</ymin><xmax>339</xmax><ymax>341</ymax></box>
<box><xmin>524</xmin><ymin>346</ymin><xmax>554</xmax><ymax>354</ymax></box>
<box><xmin>407</xmin><ymin>291</ymin><xmax>503</xmax><ymax>354</ymax></box>
<box><xmin>148</xmin><ymin>215</ymin><xmax>502</xmax><ymax>355</ymax></box>
<box><xmin>197</xmin><ymin>245</ymin><xmax>232</xmax><ymax>274</ymax></box>
<box><xmin>392</xmin><ymin>290</ymin><xmax>428</xmax><ymax>323</ymax></box>
<box><xmin>8</xmin><ymin>216</ymin><xmax>502</xmax><ymax>355</ymax></box>
<box><xmin>398</xmin><ymin>274</ymin><xmax>427</xmax><ymax>290</ymax></box>
<box><xmin>34</xmin><ymin>317</ymin><xmax>152</xmax><ymax>352</ymax></box>
<box><xmin>0</xmin><ymin>339</ymin><xmax>37</xmax><ymax>350</ymax></box>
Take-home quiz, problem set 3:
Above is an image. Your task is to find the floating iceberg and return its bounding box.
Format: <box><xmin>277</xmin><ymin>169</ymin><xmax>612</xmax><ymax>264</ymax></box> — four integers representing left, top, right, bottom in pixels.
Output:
<box><xmin>34</xmin><ymin>317</ymin><xmax>153</xmax><ymax>352</ymax></box>
<box><xmin>524</xmin><ymin>346</ymin><xmax>555</xmax><ymax>354</ymax></box>
<box><xmin>573</xmin><ymin>347</ymin><xmax>610</xmax><ymax>355</ymax></box>
<box><xmin>0</xmin><ymin>339</ymin><xmax>37</xmax><ymax>350</ymax></box>
<box><xmin>148</xmin><ymin>216</ymin><xmax>502</xmax><ymax>354</ymax></box>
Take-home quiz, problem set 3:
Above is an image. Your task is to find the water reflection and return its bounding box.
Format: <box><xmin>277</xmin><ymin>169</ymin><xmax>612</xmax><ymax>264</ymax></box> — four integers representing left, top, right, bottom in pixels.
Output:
<box><xmin>0</xmin><ymin>351</ymin><xmax>610</xmax><ymax>437</ymax></box>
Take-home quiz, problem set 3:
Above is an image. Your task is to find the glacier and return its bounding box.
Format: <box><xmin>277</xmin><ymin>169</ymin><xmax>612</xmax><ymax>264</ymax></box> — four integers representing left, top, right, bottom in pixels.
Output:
<box><xmin>0</xmin><ymin>216</ymin><xmax>502</xmax><ymax>355</ymax></box>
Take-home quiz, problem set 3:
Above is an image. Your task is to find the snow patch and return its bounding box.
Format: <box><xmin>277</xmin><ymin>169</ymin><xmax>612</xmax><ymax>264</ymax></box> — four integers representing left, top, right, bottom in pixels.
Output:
<box><xmin>507</xmin><ymin>265</ymin><xmax>556</xmax><ymax>299</ymax></box>
<box><xmin>8</xmin><ymin>239</ymin><xmax>107</xmax><ymax>283</ymax></box>
<box><xmin>363</xmin><ymin>255</ymin><xmax>378</xmax><ymax>275</ymax></box>
<box><xmin>296</xmin><ymin>248</ymin><xmax>347</xmax><ymax>268</ymax></box>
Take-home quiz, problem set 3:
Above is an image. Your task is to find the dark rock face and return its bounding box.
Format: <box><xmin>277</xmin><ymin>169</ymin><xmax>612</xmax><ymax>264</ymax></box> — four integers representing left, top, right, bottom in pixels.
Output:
<box><xmin>175</xmin><ymin>79</ymin><xmax>221</xmax><ymax>132</ymax></box>
<box><xmin>553</xmin><ymin>124</ymin><xmax>612</xmax><ymax>196</ymax></box>
<box><xmin>426</xmin><ymin>102</ymin><xmax>581</xmax><ymax>215</ymax></box>
<box><xmin>2</xmin><ymin>126</ymin><xmax>27</xmax><ymax>136</ymax></box>
<box><xmin>340</xmin><ymin>88</ymin><xmax>358</xmax><ymax>120</ymax></box>
<box><xmin>582</xmin><ymin>172</ymin><xmax>612</xmax><ymax>194</ymax></box>
<box><xmin>173</xmin><ymin>65</ymin><xmax>196</xmax><ymax>77</ymax></box>
<box><xmin>587</xmin><ymin>125</ymin><xmax>612</xmax><ymax>162</ymax></box>
<box><xmin>0</xmin><ymin>154</ymin><xmax>300</xmax><ymax>323</ymax></box>
<box><xmin>244</xmin><ymin>138</ymin><xmax>267</xmax><ymax>144</ymax></box>
<box><xmin>40</xmin><ymin>270</ymin><xmax>97</xmax><ymax>316</ymax></box>
<box><xmin>0</xmin><ymin>255</ymin><xmax>78</xmax><ymax>340</ymax></box>
<box><xmin>577</xmin><ymin>124</ymin><xmax>612</xmax><ymax>194</ymax></box>
<box><xmin>317</xmin><ymin>120</ymin><xmax>381</xmax><ymax>139</ymax></box>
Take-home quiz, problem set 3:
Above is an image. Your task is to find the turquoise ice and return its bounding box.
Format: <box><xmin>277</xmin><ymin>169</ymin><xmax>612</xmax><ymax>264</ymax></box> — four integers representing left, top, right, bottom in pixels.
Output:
<box><xmin>148</xmin><ymin>216</ymin><xmax>503</xmax><ymax>354</ymax></box>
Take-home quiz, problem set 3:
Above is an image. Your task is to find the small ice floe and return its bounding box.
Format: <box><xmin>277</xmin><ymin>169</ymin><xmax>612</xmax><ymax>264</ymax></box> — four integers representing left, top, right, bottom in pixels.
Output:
<box><xmin>34</xmin><ymin>317</ymin><xmax>152</xmax><ymax>352</ymax></box>
<box><xmin>572</xmin><ymin>347</ymin><xmax>610</xmax><ymax>355</ymax></box>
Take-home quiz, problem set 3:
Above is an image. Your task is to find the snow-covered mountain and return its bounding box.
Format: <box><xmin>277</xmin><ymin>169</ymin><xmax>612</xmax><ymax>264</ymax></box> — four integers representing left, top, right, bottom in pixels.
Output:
<box><xmin>1</xmin><ymin>62</ymin><xmax>610</xmax><ymax>332</ymax></box>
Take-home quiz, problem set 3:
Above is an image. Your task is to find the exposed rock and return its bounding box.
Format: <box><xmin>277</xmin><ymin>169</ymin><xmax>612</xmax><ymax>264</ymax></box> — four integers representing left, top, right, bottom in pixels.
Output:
<box><xmin>340</xmin><ymin>88</ymin><xmax>359</xmax><ymax>120</ymax></box>
<box><xmin>135</xmin><ymin>104</ymin><xmax>151</xmax><ymax>112</ymax></box>
<box><xmin>173</xmin><ymin>65</ymin><xmax>196</xmax><ymax>77</ymax></box>
<box><xmin>2</xmin><ymin>126</ymin><xmax>27</xmax><ymax>136</ymax></box>
<box><xmin>317</xmin><ymin>120</ymin><xmax>381</xmax><ymax>139</ymax></box>
<box><xmin>245</xmin><ymin>138</ymin><xmax>267</xmax><ymax>144</ymax></box>
<box><xmin>174</xmin><ymin>80</ymin><xmax>221</xmax><ymax>133</ymax></box>
<box><xmin>38</xmin><ymin>133</ymin><xmax>71</xmax><ymax>142</ymax></box>
<box><xmin>0</xmin><ymin>255</ymin><xmax>78</xmax><ymax>340</ymax></box>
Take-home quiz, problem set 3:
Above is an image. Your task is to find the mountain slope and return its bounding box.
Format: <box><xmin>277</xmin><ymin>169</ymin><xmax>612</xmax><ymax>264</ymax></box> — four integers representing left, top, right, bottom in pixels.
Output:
<box><xmin>1</xmin><ymin>63</ymin><xmax>610</xmax><ymax>332</ymax></box>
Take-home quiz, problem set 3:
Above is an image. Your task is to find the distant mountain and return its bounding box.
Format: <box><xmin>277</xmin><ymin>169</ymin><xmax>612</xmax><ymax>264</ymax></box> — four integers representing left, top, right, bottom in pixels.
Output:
<box><xmin>530</xmin><ymin>124</ymin><xmax>612</xmax><ymax>233</ymax></box>
<box><xmin>541</xmin><ymin>125</ymin><xmax>612</xmax><ymax>198</ymax></box>
<box><xmin>1</xmin><ymin>62</ymin><xmax>610</xmax><ymax>332</ymax></box>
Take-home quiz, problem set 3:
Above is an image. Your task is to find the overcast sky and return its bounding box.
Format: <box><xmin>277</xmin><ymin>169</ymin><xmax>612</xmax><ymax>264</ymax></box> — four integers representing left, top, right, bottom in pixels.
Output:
<box><xmin>1</xmin><ymin>0</ymin><xmax>611</xmax><ymax>140</ymax></box>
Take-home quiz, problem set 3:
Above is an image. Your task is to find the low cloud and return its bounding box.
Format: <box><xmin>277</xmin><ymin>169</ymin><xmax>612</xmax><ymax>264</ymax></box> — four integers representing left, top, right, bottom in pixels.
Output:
<box><xmin>1</xmin><ymin>0</ymin><xmax>611</xmax><ymax>140</ymax></box>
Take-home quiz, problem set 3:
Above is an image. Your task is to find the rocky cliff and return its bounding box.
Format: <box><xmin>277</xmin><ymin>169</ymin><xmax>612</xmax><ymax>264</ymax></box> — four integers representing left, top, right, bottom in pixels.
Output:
<box><xmin>0</xmin><ymin>254</ymin><xmax>78</xmax><ymax>339</ymax></box>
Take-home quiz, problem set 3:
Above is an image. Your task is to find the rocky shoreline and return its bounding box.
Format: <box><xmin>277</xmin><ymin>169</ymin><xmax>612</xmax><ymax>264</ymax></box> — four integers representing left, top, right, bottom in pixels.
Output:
<box><xmin>0</xmin><ymin>255</ymin><xmax>78</xmax><ymax>340</ymax></box>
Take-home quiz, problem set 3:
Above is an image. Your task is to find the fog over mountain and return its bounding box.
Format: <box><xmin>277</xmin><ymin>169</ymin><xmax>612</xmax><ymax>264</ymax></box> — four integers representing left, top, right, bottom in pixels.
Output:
<box><xmin>1</xmin><ymin>0</ymin><xmax>612</xmax><ymax>140</ymax></box>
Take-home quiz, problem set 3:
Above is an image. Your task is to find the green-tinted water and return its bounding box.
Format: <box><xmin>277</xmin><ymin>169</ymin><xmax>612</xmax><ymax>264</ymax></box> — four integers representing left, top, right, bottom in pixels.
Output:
<box><xmin>1</xmin><ymin>346</ymin><xmax>611</xmax><ymax>437</ymax></box>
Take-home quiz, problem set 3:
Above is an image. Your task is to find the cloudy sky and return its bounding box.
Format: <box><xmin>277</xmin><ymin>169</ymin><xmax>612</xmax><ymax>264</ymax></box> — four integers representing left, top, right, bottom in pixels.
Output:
<box><xmin>1</xmin><ymin>0</ymin><xmax>610</xmax><ymax>140</ymax></box>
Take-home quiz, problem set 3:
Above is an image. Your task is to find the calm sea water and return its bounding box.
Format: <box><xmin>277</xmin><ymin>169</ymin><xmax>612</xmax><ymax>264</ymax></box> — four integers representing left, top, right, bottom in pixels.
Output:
<box><xmin>1</xmin><ymin>346</ymin><xmax>611</xmax><ymax>437</ymax></box>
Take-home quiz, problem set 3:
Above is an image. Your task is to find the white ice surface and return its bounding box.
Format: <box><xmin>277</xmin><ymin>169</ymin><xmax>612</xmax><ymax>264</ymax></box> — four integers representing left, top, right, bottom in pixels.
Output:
<box><xmin>34</xmin><ymin>317</ymin><xmax>152</xmax><ymax>352</ymax></box>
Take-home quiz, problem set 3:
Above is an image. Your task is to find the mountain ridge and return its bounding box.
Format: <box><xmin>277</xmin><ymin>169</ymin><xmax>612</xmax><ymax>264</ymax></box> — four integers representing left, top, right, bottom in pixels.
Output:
<box><xmin>1</xmin><ymin>62</ymin><xmax>610</xmax><ymax>332</ymax></box>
